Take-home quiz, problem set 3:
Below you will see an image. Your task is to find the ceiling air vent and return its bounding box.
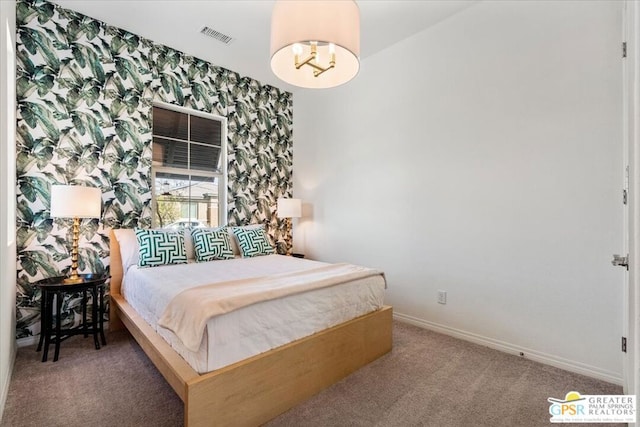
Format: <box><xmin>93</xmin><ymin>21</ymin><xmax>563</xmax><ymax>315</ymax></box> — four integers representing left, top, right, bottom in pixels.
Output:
<box><xmin>200</xmin><ymin>27</ymin><xmax>234</xmax><ymax>45</ymax></box>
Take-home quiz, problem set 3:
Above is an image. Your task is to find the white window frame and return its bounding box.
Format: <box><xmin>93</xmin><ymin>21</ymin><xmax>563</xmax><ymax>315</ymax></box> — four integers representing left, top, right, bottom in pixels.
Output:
<box><xmin>151</xmin><ymin>101</ymin><xmax>227</xmax><ymax>227</ymax></box>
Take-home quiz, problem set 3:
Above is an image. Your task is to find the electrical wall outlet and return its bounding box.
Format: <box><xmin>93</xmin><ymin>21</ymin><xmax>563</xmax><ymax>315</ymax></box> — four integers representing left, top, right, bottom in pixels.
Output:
<box><xmin>438</xmin><ymin>290</ymin><xmax>447</xmax><ymax>305</ymax></box>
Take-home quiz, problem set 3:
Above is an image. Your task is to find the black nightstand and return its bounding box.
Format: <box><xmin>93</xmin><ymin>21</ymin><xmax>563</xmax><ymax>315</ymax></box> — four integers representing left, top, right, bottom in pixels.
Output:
<box><xmin>35</xmin><ymin>274</ymin><xmax>109</xmax><ymax>362</ymax></box>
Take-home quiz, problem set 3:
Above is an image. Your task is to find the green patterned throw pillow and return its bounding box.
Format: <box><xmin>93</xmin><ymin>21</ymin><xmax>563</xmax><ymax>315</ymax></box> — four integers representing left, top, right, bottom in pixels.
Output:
<box><xmin>135</xmin><ymin>228</ymin><xmax>188</xmax><ymax>268</ymax></box>
<box><xmin>231</xmin><ymin>225</ymin><xmax>275</xmax><ymax>258</ymax></box>
<box><xmin>191</xmin><ymin>228</ymin><xmax>234</xmax><ymax>262</ymax></box>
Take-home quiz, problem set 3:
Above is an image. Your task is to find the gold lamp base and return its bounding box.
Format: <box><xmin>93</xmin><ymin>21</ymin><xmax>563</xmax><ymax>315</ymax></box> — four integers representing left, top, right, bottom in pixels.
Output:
<box><xmin>62</xmin><ymin>275</ymin><xmax>83</xmax><ymax>284</ymax></box>
<box><xmin>64</xmin><ymin>217</ymin><xmax>83</xmax><ymax>284</ymax></box>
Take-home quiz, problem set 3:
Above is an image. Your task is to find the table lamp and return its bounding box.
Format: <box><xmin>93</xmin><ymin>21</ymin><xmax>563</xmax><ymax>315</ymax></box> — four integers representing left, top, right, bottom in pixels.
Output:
<box><xmin>277</xmin><ymin>198</ymin><xmax>301</xmax><ymax>255</ymax></box>
<box><xmin>50</xmin><ymin>185</ymin><xmax>102</xmax><ymax>283</ymax></box>
<box><xmin>277</xmin><ymin>198</ymin><xmax>301</xmax><ymax>220</ymax></box>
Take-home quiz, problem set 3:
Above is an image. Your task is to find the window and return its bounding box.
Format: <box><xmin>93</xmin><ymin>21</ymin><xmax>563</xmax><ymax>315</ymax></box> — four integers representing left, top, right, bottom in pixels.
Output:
<box><xmin>151</xmin><ymin>103</ymin><xmax>226</xmax><ymax>229</ymax></box>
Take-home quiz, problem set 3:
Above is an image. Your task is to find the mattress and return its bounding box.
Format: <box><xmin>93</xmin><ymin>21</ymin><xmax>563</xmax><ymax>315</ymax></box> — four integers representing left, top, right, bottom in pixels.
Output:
<box><xmin>122</xmin><ymin>254</ymin><xmax>385</xmax><ymax>373</ymax></box>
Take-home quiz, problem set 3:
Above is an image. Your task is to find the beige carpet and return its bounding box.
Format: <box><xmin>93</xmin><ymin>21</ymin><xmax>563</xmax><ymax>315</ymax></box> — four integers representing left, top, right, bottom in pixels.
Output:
<box><xmin>1</xmin><ymin>321</ymin><xmax>623</xmax><ymax>427</ymax></box>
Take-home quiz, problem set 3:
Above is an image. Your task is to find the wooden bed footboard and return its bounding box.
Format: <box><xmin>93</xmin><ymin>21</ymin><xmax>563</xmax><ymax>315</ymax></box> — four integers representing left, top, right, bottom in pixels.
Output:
<box><xmin>108</xmin><ymin>230</ymin><xmax>393</xmax><ymax>426</ymax></box>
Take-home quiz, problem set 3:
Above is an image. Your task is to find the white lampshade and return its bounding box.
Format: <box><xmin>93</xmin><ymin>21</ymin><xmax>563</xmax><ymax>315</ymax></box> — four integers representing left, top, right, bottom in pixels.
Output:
<box><xmin>50</xmin><ymin>185</ymin><xmax>102</xmax><ymax>218</ymax></box>
<box><xmin>277</xmin><ymin>198</ymin><xmax>302</xmax><ymax>219</ymax></box>
<box><xmin>270</xmin><ymin>0</ymin><xmax>360</xmax><ymax>89</ymax></box>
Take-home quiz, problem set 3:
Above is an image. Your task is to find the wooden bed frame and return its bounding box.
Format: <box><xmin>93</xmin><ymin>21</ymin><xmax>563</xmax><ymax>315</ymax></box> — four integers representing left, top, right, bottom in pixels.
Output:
<box><xmin>108</xmin><ymin>230</ymin><xmax>393</xmax><ymax>426</ymax></box>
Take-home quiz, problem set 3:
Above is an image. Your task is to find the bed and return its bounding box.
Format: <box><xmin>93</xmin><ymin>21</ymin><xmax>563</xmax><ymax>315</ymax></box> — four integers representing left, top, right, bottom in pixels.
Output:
<box><xmin>108</xmin><ymin>228</ymin><xmax>393</xmax><ymax>426</ymax></box>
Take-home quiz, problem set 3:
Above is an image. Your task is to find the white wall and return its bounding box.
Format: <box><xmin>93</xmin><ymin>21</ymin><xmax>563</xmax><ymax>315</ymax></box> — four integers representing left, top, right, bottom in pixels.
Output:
<box><xmin>0</xmin><ymin>0</ymin><xmax>17</xmax><ymax>420</ymax></box>
<box><xmin>293</xmin><ymin>0</ymin><xmax>624</xmax><ymax>382</ymax></box>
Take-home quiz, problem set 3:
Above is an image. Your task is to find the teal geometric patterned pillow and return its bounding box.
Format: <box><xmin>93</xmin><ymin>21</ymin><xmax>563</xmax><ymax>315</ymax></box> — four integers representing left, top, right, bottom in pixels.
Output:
<box><xmin>135</xmin><ymin>228</ymin><xmax>188</xmax><ymax>268</ymax></box>
<box><xmin>191</xmin><ymin>228</ymin><xmax>234</xmax><ymax>262</ymax></box>
<box><xmin>231</xmin><ymin>225</ymin><xmax>275</xmax><ymax>258</ymax></box>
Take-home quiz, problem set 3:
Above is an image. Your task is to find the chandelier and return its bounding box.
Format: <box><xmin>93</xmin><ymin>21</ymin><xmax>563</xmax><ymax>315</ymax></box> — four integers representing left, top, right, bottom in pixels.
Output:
<box><xmin>270</xmin><ymin>0</ymin><xmax>360</xmax><ymax>89</ymax></box>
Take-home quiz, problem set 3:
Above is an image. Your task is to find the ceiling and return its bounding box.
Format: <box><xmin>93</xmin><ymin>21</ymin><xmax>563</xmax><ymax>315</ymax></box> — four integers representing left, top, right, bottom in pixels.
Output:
<box><xmin>52</xmin><ymin>0</ymin><xmax>477</xmax><ymax>93</ymax></box>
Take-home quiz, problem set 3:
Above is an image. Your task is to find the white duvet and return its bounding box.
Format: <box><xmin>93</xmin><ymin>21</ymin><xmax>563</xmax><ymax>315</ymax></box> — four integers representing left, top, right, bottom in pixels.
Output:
<box><xmin>122</xmin><ymin>254</ymin><xmax>385</xmax><ymax>373</ymax></box>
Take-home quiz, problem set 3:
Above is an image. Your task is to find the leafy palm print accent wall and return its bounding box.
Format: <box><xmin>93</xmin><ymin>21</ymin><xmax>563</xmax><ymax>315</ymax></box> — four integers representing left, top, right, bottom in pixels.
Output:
<box><xmin>15</xmin><ymin>0</ymin><xmax>293</xmax><ymax>339</ymax></box>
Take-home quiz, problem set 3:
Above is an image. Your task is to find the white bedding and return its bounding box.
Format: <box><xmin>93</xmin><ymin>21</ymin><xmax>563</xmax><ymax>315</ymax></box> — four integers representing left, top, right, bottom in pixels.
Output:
<box><xmin>122</xmin><ymin>254</ymin><xmax>385</xmax><ymax>373</ymax></box>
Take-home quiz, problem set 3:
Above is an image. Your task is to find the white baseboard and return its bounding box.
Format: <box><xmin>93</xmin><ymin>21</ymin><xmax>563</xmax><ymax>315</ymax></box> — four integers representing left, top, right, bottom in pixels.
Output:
<box><xmin>0</xmin><ymin>343</ymin><xmax>16</xmax><ymax>422</ymax></box>
<box><xmin>393</xmin><ymin>312</ymin><xmax>623</xmax><ymax>386</ymax></box>
<box><xmin>16</xmin><ymin>336</ymin><xmax>38</xmax><ymax>348</ymax></box>
<box><xmin>16</xmin><ymin>316</ymin><xmax>623</xmax><ymax>385</ymax></box>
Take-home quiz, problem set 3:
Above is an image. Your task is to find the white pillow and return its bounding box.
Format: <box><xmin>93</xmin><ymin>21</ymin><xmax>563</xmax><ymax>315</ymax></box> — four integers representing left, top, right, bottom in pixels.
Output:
<box><xmin>227</xmin><ymin>224</ymin><xmax>262</xmax><ymax>256</ymax></box>
<box><xmin>183</xmin><ymin>228</ymin><xmax>195</xmax><ymax>261</ymax></box>
<box><xmin>113</xmin><ymin>228</ymin><xmax>195</xmax><ymax>271</ymax></box>
<box><xmin>112</xmin><ymin>228</ymin><xmax>139</xmax><ymax>272</ymax></box>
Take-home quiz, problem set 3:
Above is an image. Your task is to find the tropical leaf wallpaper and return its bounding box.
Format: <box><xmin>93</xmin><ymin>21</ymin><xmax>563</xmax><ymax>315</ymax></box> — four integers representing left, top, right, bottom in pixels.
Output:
<box><xmin>15</xmin><ymin>0</ymin><xmax>293</xmax><ymax>339</ymax></box>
